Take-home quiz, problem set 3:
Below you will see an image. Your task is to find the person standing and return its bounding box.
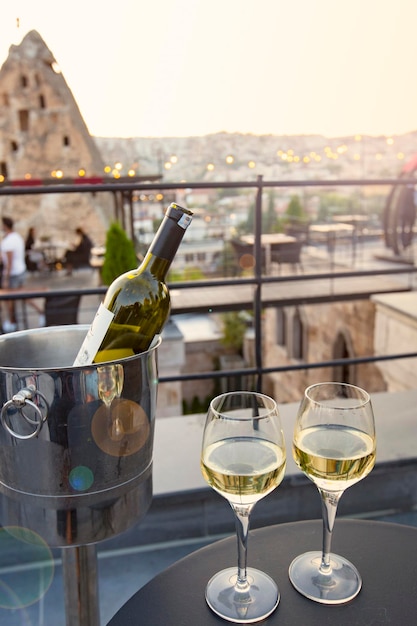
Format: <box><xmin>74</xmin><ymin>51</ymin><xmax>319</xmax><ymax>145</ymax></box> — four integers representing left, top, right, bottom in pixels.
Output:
<box><xmin>1</xmin><ymin>216</ymin><xmax>27</xmax><ymax>332</ymax></box>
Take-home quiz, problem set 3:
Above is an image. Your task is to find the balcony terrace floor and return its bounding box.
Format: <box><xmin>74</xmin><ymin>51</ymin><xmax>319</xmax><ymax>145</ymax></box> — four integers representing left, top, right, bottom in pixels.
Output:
<box><xmin>0</xmin><ymin>386</ymin><xmax>416</xmax><ymax>625</ymax></box>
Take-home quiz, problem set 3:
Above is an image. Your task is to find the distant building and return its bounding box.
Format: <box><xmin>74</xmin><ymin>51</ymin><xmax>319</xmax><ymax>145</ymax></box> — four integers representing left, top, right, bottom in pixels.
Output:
<box><xmin>172</xmin><ymin>239</ymin><xmax>225</xmax><ymax>274</ymax></box>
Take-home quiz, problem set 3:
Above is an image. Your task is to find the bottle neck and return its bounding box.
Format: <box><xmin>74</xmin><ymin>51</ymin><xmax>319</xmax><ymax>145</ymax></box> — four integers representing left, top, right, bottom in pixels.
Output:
<box><xmin>140</xmin><ymin>205</ymin><xmax>191</xmax><ymax>279</ymax></box>
<box><xmin>141</xmin><ymin>253</ymin><xmax>171</xmax><ymax>281</ymax></box>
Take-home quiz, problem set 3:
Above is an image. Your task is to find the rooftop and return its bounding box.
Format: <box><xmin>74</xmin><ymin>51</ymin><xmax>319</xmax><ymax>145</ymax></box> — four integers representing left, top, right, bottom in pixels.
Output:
<box><xmin>0</xmin><ymin>207</ymin><xmax>416</xmax><ymax>625</ymax></box>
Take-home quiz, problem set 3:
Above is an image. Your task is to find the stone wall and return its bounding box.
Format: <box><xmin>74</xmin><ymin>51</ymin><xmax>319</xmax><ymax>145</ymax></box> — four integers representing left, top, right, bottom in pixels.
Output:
<box><xmin>372</xmin><ymin>292</ymin><xmax>417</xmax><ymax>391</ymax></box>
<box><xmin>156</xmin><ymin>320</ymin><xmax>186</xmax><ymax>418</ymax></box>
<box><xmin>156</xmin><ymin>298</ymin><xmax>393</xmax><ymax>418</ymax></box>
<box><xmin>264</xmin><ymin>299</ymin><xmax>387</xmax><ymax>404</ymax></box>
<box><xmin>180</xmin><ymin>338</ymin><xmax>221</xmax><ymax>408</ymax></box>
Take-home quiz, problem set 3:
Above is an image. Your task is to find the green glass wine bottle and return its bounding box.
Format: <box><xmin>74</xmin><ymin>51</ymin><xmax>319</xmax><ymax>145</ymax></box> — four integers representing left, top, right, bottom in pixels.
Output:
<box><xmin>73</xmin><ymin>202</ymin><xmax>193</xmax><ymax>365</ymax></box>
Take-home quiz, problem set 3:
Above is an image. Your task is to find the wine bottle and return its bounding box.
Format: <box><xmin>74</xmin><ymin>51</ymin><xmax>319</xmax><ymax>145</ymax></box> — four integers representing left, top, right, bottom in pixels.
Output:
<box><xmin>73</xmin><ymin>202</ymin><xmax>193</xmax><ymax>365</ymax></box>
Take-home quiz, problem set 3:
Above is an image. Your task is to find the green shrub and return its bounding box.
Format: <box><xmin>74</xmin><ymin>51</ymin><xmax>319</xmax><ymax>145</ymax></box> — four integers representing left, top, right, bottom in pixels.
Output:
<box><xmin>221</xmin><ymin>311</ymin><xmax>247</xmax><ymax>354</ymax></box>
<box><xmin>101</xmin><ymin>222</ymin><xmax>138</xmax><ymax>286</ymax></box>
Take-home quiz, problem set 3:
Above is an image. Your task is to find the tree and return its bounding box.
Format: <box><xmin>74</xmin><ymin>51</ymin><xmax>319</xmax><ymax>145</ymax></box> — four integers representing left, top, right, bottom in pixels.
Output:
<box><xmin>263</xmin><ymin>189</ymin><xmax>277</xmax><ymax>232</ymax></box>
<box><xmin>317</xmin><ymin>191</ymin><xmax>351</xmax><ymax>221</ymax></box>
<box><xmin>169</xmin><ymin>266</ymin><xmax>205</xmax><ymax>281</ymax></box>
<box><xmin>101</xmin><ymin>222</ymin><xmax>138</xmax><ymax>286</ymax></box>
<box><xmin>221</xmin><ymin>311</ymin><xmax>248</xmax><ymax>354</ymax></box>
<box><xmin>245</xmin><ymin>201</ymin><xmax>255</xmax><ymax>233</ymax></box>
<box><xmin>286</xmin><ymin>194</ymin><xmax>305</xmax><ymax>221</ymax></box>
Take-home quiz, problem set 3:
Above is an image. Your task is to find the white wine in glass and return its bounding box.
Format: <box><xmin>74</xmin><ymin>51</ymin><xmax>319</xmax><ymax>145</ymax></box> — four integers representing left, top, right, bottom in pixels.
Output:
<box><xmin>201</xmin><ymin>391</ymin><xmax>286</xmax><ymax>623</ymax></box>
<box><xmin>289</xmin><ymin>382</ymin><xmax>376</xmax><ymax>604</ymax></box>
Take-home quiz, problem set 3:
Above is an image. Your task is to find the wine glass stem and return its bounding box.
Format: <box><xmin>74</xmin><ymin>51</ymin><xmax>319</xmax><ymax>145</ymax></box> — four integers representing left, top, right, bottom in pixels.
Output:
<box><xmin>319</xmin><ymin>489</ymin><xmax>343</xmax><ymax>574</ymax></box>
<box><xmin>231</xmin><ymin>504</ymin><xmax>254</xmax><ymax>591</ymax></box>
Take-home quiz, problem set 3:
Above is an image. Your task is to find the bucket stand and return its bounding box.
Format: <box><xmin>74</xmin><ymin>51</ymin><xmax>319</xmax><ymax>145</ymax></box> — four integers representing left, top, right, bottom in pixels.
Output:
<box><xmin>62</xmin><ymin>545</ymin><xmax>100</xmax><ymax>626</ymax></box>
<box><xmin>0</xmin><ymin>326</ymin><xmax>160</xmax><ymax>626</ymax></box>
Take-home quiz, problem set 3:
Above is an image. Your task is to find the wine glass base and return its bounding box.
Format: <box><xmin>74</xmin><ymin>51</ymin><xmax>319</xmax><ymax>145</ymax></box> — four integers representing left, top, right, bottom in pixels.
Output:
<box><xmin>205</xmin><ymin>566</ymin><xmax>280</xmax><ymax>623</ymax></box>
<box><xmin>289</xmin><ymin>551</ymin><xmax>362</xmax><ymax>605</ymax></box>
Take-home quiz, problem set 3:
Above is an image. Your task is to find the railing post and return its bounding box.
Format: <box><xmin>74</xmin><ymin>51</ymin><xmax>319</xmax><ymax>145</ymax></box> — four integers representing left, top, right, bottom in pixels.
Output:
<box><xmin>254</xmin><ymin>175</ymin><xmax>263</xmax><ymax>392</ymax></box>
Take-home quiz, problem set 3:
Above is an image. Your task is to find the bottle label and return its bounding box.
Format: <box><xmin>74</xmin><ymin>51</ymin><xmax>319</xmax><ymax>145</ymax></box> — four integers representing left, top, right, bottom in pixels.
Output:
<box><xmin>178</xmin><ymin>213</ymin><xmax>192</xmax><ymax>229</ymax></box>
<box><xmin>73</xmin><ymin>303</ymin><xmax>115</xmax><ymax>366</ymax></box>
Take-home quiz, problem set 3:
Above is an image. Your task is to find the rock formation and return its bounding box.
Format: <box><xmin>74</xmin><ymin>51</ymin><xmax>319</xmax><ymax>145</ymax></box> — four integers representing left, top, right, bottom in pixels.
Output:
<box><xmin>0</xmin><ymin>30</ymin><xmax>112</xmax><ymax>245</ymax></box>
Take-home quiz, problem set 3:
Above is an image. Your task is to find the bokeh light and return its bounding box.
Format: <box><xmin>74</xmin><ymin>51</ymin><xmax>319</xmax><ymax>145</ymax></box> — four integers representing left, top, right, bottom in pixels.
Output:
<box><xmin>91</xmin><ymin>398</ymin><xmax>150</xmax><ymax>457</ymax></box>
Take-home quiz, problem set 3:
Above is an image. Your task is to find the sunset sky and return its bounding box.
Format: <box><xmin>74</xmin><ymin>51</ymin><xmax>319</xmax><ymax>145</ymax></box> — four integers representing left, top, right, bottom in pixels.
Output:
<box><xmin>1</xmin><ymin>0</ymin><xmax>416</xmax><ymax>139</ymax></box>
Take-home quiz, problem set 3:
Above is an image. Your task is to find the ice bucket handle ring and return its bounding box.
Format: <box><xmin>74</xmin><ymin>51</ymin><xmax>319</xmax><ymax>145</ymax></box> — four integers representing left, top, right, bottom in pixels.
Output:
<box><xmin>1</xmin><ymin>385</ymin><xmax>48</xmax><ymax>440</ymax></box>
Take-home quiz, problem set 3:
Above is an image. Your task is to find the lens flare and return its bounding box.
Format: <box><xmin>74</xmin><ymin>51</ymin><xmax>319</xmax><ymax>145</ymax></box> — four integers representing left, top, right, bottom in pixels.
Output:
<box><xmin>69</xmin><ymin>466</ymin><xmax>94</xmax><ymax>491</ymax></box>
<box><xmin>0</xmin><ymin>526</ymin><xmax>54</xmax><ymax>609</ymax></box>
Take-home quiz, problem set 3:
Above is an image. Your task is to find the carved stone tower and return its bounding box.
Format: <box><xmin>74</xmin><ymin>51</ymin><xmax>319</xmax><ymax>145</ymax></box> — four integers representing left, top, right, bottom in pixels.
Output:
<box><xmin>0</xmin><ymin>30</ymin><xmax>112</xmax><ymax>243</ymax></box>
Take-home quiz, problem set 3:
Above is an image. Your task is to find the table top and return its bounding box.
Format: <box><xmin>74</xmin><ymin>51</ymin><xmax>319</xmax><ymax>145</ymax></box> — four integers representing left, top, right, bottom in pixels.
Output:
<box><xmin>332</xmin><ymin>215</ymin><xmax>369</xmax><ymax>224</ymax></box>
<box><xmin>309</xmin><ymin>223</ymin><xmax>354</xmax><ymax>233</ymax></box>
<box><xmin>107</xmin><ymin>519</ymin><xmax>417</xmax><ymax>625</ymax></box>
<box><xmin>241</xmin><ymin>233</ymin><xmax>296</xmax><ymax>245</ymax></box>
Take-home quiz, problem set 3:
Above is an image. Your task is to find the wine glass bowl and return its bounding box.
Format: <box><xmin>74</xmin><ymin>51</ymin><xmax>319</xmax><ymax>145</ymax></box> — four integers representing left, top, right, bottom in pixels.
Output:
<box><xmin>201</xmin><ymin>391</ymin><xmax>286</xmax><ymax>623</ymax></box>
<box><xmin>97</xmin><ymin>363</ymin><xmax>124</xmax><ymax>409</ymax></box>
<box><xmin>289</xmin><ymin>382</ymin><xmax>376</xmax><ymax>604</ymax></box>
<box><xmin>97</xmin><ymin>363</ymin><xmax>125</xmax><ymax>440</ymax></box>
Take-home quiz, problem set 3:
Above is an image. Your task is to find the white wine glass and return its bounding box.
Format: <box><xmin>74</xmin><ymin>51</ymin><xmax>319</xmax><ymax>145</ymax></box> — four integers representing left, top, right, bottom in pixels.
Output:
<box><xmin>289</xmin><ymin>382</ymin><xmax>376</xmax><ymax>604</ymax></box>
<box><xmin>201</xmin><ymin>391</ymin><xmax>286</xmax><ymax>623</ymax></box>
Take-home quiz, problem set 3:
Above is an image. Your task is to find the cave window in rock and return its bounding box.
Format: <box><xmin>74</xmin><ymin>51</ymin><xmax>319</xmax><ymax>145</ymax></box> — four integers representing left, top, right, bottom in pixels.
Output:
<box><xmin>20</xmin><ymin>74</ymin><xmax>28</xmax><ymax>88</ymax></box>
<box><xmin>276</xmin><ymin>307</ymin><xmax>286</xmax><ymax>347</ymax></box>
<box><xmin>63</xmin><ymin>135</ymin><xmax>70</xmax><ymax>147</ymax></box>
<box><xmin>18</xmin><ymin>110</ymin><xmax>29</xmax><ymax>132</ymax></box>
<box><xmin>10</xmin><ymin>141</ymin><xmax>18</xmax><ymax>153</ymax></box>
<box><xmin>0</xmin><ymin>162</ymin><xmax>8</xmax><ymax>178</ymax></box>
<box><xmin>291</xmin><ymin>308</ymin><xmax>305</xmax><ymax>360</ymax></box>
<box><xmin>332</xmin><ymin>330</ymin><xmax>355</xmax><ymax>385</ymax></box>
<box><xmin>39</xmin><ymin>94</ymin><xmax>46</xmax><ymax>109</ymax></box>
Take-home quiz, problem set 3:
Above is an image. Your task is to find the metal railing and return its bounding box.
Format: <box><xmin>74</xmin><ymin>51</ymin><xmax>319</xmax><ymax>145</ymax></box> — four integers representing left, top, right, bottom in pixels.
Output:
<box><xmin>1</xmin><ymin>174</ymin><xmax>416</xmax><ymax>393</ymax></box>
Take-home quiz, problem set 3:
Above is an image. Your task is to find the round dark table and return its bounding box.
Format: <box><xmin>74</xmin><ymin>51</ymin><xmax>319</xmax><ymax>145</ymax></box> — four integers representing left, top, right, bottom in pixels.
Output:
<box><xmin>107</xmin><ymin>519</ymin><xmax>417</xmax><ymax>625</ymax></box>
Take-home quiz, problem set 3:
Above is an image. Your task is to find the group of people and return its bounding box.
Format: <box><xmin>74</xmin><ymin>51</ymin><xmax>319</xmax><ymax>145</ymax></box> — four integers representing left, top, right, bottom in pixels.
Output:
<box><xmin>0</xmin><ymin>217</ymin><xmax>93</xmax><ymax>332</ymax></box>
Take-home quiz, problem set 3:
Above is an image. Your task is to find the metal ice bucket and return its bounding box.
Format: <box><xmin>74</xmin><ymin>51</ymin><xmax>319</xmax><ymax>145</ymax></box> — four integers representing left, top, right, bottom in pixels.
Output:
<box><xmin>0</xmin><ymin>325</ymin><xmax>160</xmax><ymax>548</ymax></box>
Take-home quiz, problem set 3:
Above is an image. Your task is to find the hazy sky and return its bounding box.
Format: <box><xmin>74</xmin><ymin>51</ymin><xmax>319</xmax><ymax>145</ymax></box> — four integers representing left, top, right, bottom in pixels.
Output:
<box><xmin>1</xmin><ymin>0</ymin><xmax>417</xmax><ymax>138</ymax></box>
